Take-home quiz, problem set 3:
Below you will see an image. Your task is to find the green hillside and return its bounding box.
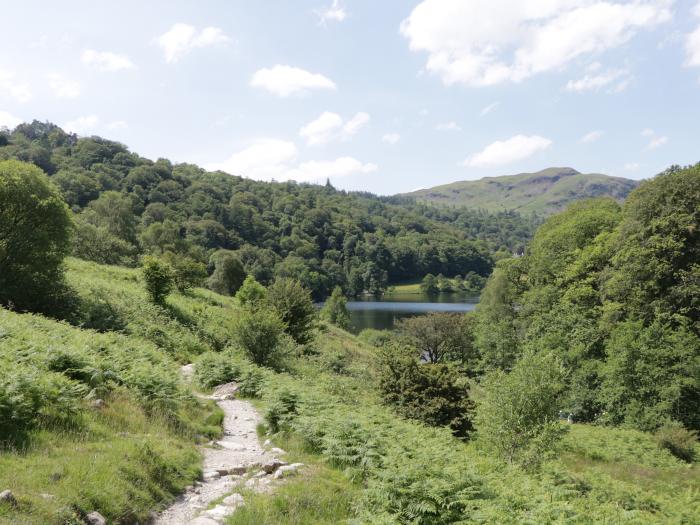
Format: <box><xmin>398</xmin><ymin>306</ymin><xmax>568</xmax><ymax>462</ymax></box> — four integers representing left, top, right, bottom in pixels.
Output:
<box><xmin>404</xmin><ymin>167</ymin><xmax>639</xmax><ymax>215</ymax></box>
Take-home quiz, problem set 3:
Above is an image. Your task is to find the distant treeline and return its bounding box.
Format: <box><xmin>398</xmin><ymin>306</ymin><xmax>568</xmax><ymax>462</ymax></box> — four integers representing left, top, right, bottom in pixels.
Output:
<box><xmin>0</xmin><ymin>121</ymin><xmax>537</xmax><ymax>298</ymax></box>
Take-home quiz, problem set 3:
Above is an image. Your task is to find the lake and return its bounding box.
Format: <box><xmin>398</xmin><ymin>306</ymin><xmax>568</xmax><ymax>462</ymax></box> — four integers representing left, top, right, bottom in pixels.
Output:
<box><xmin>344</xmin><ymin>292</ymin><xmax>479</xmax><ymax>333</ymax></box>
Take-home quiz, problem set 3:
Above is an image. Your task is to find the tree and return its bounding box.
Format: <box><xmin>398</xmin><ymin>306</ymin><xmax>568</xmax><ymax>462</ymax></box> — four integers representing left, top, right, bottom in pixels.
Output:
<box><xmin>0</xmin><ymin>160</ymin><xmax>72</xmax><ymax>312</ymax></box>
<box><xmin>420</xmin><ymin>273</ymin><xmax>438</xmax><ymax>295</ymax></box>
<box><xmin>474</xmin><ymin>351</ymin><xmax>567</xmax><ymax>470</ymax></box>
<box><xmin>142</xmin><ymin>256</ymin><xmax>174</xmax><ymax>305</ymax></box>
<box><xmin>321</xmin><ymin>286</ymin><xmax>350</xmax><ymax>329</ymax></box>
<box><xmin>233</xmin><ymin>307</ymin><xmax>286</xmax><ymax>365</ymax></box>
<box><xmin>397</xmin><ymin>312</ymin><xmax>476</xmax><ymax>366</ymax></box>
<box><xmin>235</xmin><ymin>275</ymin><xmax>267</xmax><ymax>307</ymax></box>
<box><xmin>208</xmin><ymin>250</ymin><xmax>245</xmax><ymax>296</ymax></box>
<box><xmin>267</xmin><ymin>278</ymin><xmax>316</xmax><ymax>344</ymax></box>
<box><xmin>163</xmin><ymin>252</ymin><xmax>207</xmax><ymax>293</ymax></box>
<box><xmin>378</xmin><ymin>346</ymin><xmax>474</xmax><ymax>438</ymax></box>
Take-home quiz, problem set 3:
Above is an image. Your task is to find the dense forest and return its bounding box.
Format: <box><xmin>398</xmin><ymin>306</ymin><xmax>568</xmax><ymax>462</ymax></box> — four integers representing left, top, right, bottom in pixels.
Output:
<box><xmin>0</xmin><ymin>121</ymin><xmax>536</xmax><ymax>299</ymax></box>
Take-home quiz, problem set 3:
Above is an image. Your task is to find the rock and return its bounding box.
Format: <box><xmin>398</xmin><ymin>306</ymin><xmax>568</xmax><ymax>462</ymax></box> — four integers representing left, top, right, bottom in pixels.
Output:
<box><xmin>205</xmin><ymin>504</ymin><xmax>236</xmax><ymax>519</ymax></box>
<box><xmin>85</xmin><ymin>511</ymin><xmax>107</xmax><ymax>525</ymax></box>
<box><xmin>270</xmin><ymin>447</ymin><xmax>286</xmax><ymax>455</ymax></box>
<box><xmin>0</xmin><ymin>490</ymin><xmax>17</xmax><ymax>507</ymax></box>
<box><xmin>262</xmin><ymin>460</ymin><xmax>288</xmax><ymax>474</ymax></box>
<box><xmin>190</xmin><ymin>518</ymin><xmax>220</xmax><ymax>525</ymax></box>
<box><xmin>180</xmin><ymin>363</ymin><xmax>195</xmax><ymax>381</ymax></box>
<box><xmin>222</xmin><ymin>493</ymin><xmax>245</xmax><ymax>507</ymax></box>
<box><xmin>272</xmin><ymin>463</ymin><xmax>304</xmax><ymax>479</ymax></box>
<box><xmin>263</xmin><ymin>439</ymin><xmax>272</xmax><ymax>447</ymax></box>
<box><xmin>90</xmin><ymin>399</ymin><xmax>105</xmax><ymax>409</ymax></box>
<box><xmin>40</xmin><ymin>493</ymin><xmax>55</xmax><ymax>500</ymax></box>
<box><xmin>202</xmin><ymin>470</ymin><xmax>221</xmax><ymax>481</ymax></box>
<box><xmin>216</xmin><ymin>441</ymin><xmax>246</xmax><ymax>451</ymax></box>
<box><xmin>210</xmin><ymin>382</ymin><xmax>239</xmax><ymax>400</ymax></box>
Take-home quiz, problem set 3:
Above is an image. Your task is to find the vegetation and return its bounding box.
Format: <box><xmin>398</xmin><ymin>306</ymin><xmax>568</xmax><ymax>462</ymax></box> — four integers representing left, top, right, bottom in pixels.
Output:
<box><xmin>267</xmin><ymin>278</ymin><xmax>316</xmax><ymax>344</ymax></box>
<box><xmin>142</xmin><ymin>255</ymin><xmax>175</xmax><ymax>304</ymax></box>
<box><xmin>407</xmin><ymin>166</ymin><xmax>639</xmax><ymax>215</ymax></box>
<box><xmin>0</xmin><ymin>159</ymin><xmax>73</xmax><ymax>313</ymax></box>
<box><xmin>320</xmin><ymin>286</ymin><xmax>350</xmax><ymax>329</ymax></box>
<box><xmin>0</xmin><ymin>121</ymin><xmax>538</xmax><ymax>300</ymax></box>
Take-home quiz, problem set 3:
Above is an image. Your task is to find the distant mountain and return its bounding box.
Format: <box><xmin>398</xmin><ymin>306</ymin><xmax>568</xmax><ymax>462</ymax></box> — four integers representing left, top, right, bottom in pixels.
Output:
<box><xmin>403</xmin><ymin>167</ymin><xmax>640</xmax><ymax>215</ymax></box>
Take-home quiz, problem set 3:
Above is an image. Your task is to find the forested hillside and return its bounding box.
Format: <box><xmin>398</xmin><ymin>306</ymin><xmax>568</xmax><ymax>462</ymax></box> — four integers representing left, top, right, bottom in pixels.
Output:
<box><xmin>0</xmin><ymin>121</ymin><xmax>536</xmax><ymax>298</ymax></box>
<box><xmin>405</xmin><ymin>167</ymin><xmax>639</xmax><ymax>215</ymax></box>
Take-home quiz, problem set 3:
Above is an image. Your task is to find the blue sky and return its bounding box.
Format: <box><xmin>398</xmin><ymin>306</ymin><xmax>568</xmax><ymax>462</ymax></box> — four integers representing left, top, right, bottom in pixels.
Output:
<box><xmin>1</xmin><ymin>0</ymin><xmax>699</xmax><ymax>194</ymax></box>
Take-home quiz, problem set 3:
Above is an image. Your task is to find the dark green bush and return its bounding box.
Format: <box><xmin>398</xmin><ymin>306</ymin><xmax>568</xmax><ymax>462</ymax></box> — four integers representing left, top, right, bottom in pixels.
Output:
<box><xmin>267</xmin><ymin>278</ymin><xmax>316</xmax><ymax>344</ymax></box>
<box><xmin>237</xmin><ymin>367</ymin><xmax>266</xmax><ymax>398</ymax></box>
<box><xmin>232</xmin><ymin>307</ymin><xmax>285</xmax><ymax>366</ymax></box>
<box><xmin>264</xmin><ymin>389</ymin><xmax>299</xmax><ymax>433</ymax></box>
<box><xmin>321</xmin><ymin>286</ymin><xmax>350</xmax><ymax>330</ymax></box>
<box><xmin>194</xmin><ymin>352</ymin><xmax>242</xmax><ymax>389</ymax></box>
<box><xmin>654</xmin><ymin>421</ymin><xmax>698</xmax><ymax>462</ymax></box>
<box><xmin>142</xmin><ymin>256</ymin><xmax>174</xmax><ymax>305</ymax></box>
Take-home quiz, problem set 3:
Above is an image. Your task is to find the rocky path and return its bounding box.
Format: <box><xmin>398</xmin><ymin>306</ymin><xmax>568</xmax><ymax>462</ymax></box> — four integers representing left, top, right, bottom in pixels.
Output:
<box><xmin>154</xmin><ymin>380</ymin><xmax>303</xmax><ymax>525</ymax></box>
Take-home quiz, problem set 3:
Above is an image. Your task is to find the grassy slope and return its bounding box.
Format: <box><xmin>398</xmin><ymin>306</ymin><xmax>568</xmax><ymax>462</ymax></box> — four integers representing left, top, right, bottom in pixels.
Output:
<box><xmin>406</xmin><ymin>167</ymin><xmax>639</xmax><ymax>215</ymax></box>
<box><xmin>1</xmin><ymin>259</ymin><xmax>697</xmax><ymax>524</ymax></box>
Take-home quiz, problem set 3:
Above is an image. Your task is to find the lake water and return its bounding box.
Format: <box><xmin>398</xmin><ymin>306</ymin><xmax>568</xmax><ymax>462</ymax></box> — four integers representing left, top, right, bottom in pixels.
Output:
<box><xmin>344</xmin><ymin>292</ymin><xmax>479</xmax><ymax>333</ymax></box>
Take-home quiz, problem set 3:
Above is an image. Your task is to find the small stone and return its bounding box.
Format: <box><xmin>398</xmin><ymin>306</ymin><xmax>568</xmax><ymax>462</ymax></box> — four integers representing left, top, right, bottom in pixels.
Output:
<box><xmin>205</xmin><ymin>504</ymin><xmax>236</xmax><ymax>519</ymax></box>
<box><xmin>262</xmin><ymin>460</ymin><xmax>288</xmax><ymax>474</ymax></box>
<box><xmin>270</xmin><ymin>447</ymin><xmax>286</xmax><ymax>455</ymax></box>
<box><xmin>85</xmin><ymin>511</ymin><xmax>107</xmax><ymax>525</ymax></box>
<box><xmin>203</xmin><ymin>470</ymin><xmax>221</xmax><ymax>481</ymax></box>
<box><xmin>190</xmin><ymin>518</ymin><xmax>220</xmax><ymax>525</ymax></box>
<box><xmin>180</xmin><ymin>363</ymin><xmax>195</xmax><ymax>381</ymax></box>
<box><xmin>40</xmin><ymin>493</ymin><xmax>54</xmax><ymax>500</ymax></box>
<box><xmin>263</xmin><ymin>439</ymin><xmax>272</xmax><ymax>447</ymax></box>
<box><xmin>90</xmin><ymin>399</ymin><xmax>105</xmax><ymax>409</ymax></box>
<box><xmin>0</xmin><ymin>490</ymin><xmax>17</xmax><ymax>507</ymax></box>
<box><xmin>272</xmin><ymin>463</ymin><xmax>304</xmax><ymax>479</ymax></box>
<box><xmin>222</xmin><ymin>493</ymin><xmax>245</xmax><ymax>507</ymax></box>
<box><xmin>217</xmin><ymin>441</ymin><xmax>246</xmax><ymax>451</ymax></box>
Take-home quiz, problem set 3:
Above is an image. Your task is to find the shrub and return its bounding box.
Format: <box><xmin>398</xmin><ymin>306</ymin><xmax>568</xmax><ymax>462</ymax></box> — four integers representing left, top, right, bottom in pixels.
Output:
<box><xmin>232</xmin><ymin>307</ymin><xmax>286</xmax><ymax>366</ymax></box>
<box><xmin>377</xmin><ymin>346</ymin><xmax>474</xmax><ymax>438</ymax></box>
<box><xmin>358</xmin><ymin>329</ymin><xmax>392</xmax><ymax>347</ymax></box>
<box><xmin>235</xmin><ymin>275</ymin><xmax>267</xmax><ymax>308</ymax></box>
<box><xmin>142</xmin><ymin>256</ymin><xmax>175</xmax><ymax>305</ymax></box>
<box><xmin>237</xmin><ymin>367</ymin><xmax>266</xmax><ymax>398</ymax></box>
<box><xmin>208</xmin><ymin>250</ymin><xmax>246</xmax><ymax>296</ymax></box>
<box><xmin>163</xmin><ymin>252</ymin><xmax>207</xmax><ymax>293</ymax></box>
<box><xmin>397</xmin><ymin>312</ymin><xmax>476</xmax><ymax>365</ymax></box>
<box><xmin>0</xmin><ymin>159</ymin><xmax>73</xmax><ymax>313</ymax></box>
<box><xmin>268</xmin><ymin>278</ymin><xmax>317</xmax><ymax>344</ymax></box>
<box><xmin>321</xmin><ymin>286</ymin><xmax>350</xmax><ymax>330</ymax></box>
<box><xmin>264</xmin><ymin>389</ymin><xmax>299</xmax><ymax>433</ymax></box>
<box><xmin>194</xmin><ymin>352</ymin><xmax>242</xmax><ymax>389</ymax></box>
<box><xmin>474</xmin><ymin>351</ymin><xmax>568</xmax><ymax>470</ymax></box>
<box><xmin>654</xmin><ymin>421</ymin><xmax>698</xmax><ymax>462</ymax></box>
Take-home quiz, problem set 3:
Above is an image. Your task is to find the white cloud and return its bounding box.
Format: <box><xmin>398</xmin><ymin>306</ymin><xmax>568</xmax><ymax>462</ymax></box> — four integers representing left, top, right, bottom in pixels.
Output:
<box><xmin>400</xmin><ymin>0</ymin><xmax>672</xmax><ymax>87</ymax></box>
<box><xmin>0</xmin><ymin>69</ymin><xmax>32</xmax><ymax>102</ymax></box>
<box><xmin>462</xmin><ymin>134</ymin><xmax>552</xmax><ymax>167</ymax></box>
<box><xmin>108</xmin><ymin>120</ymin><xmax>128</xmax><ymax>130</ymax></box>
<box><xmin>480</xmin><ymin>102</ymin><xmax>499</xmax><ymax>116</ymax></box>
<box><xmin>48</xmin><ymin>74</ymin><xmax>81</xmax><ymax>99</ymax></box>
<box><xmin>685</xmin><ymin>3</ymin><xmax>700</xmax><ymax>68</ymax></box>
<box><xmin>566</xmin><ymin>64</ymin><xmax>631</xmax><ymax>92</ymax></box>
<box><xmin>63</xmin><ymin>115</ymin><xmax>99</xmax><ymax>135</ymax></box>
<box><xmin>206</xmin><ymin>139</ymin><xmax>376</xmax><ymax>182</ymax></box>
<box><xmin>0</xmin><ymin>110</ymin><xmax>22</xmax><ymax>129</ymax></box>
<box><xmin>251</xmin><ymin>65</ymin><xmax>336</xmax><ymax>97</ymax></box>
<box><xmin>287</xmin><ymin>157</ymin><xmax>377</xmax><ymax>182</ymax></box>
<box><xmin>648</xmin><ymin>135</ymin><xmax>668</xmax><ymax>149</ymax></box>
<box><xmin>157</xmin><ymin>23</ymin><xmax>229</xmax><ymax>63</ymax></box>
<box><xmin>624</xmin><ymin>162</ymin><xmax>640</xmax><ymax>170</ymax></box>
<box><xmin>382</xmin><ymin>133</ymin><xmax>401</xmax><ymax>144</ymax></box>
<box><xmin>435</xmin><ymin>121</ymin><xmax>461</xmax><ymax>131</ymax></box>
<box><xmin>580</xmin><ymin>129</ymin><xmax>604</xmax><ymax>143</ymax></box>
<box><xmin>641</xmin><ymin>128</ymin><xmax>668</xmax><ymax>149</ymax></box>
<box><xmin>315</xmin><ymin>0</ymin><xmax>347</xmax><ymax>25</ymax></box>
<box><xmin>299</xmin><ymin>111</ymin><xmax>370</xmax><ymax>146</ymax></box>
<box><xmin>81</xmin><ymin>49</ymin><xmax>135</xmax><ymax>71</ymax></box>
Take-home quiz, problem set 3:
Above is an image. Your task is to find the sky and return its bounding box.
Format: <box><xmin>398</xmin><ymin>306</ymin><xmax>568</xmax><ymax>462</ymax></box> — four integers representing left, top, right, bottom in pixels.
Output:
<box><xmin>1</xmin><ymin>0</ymin><xmax>699</xmax><ymax>194</ymax></box>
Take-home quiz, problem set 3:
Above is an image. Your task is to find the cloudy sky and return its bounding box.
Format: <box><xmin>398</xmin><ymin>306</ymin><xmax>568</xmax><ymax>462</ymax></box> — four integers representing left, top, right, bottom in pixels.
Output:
<box><xmin>1</xmin><ymin>0</ymin><xmax>699</xmax><ymax>194</ymax></box>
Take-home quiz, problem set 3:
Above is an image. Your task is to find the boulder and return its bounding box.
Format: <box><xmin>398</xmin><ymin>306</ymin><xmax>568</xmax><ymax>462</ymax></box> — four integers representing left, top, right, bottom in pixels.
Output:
<box><xmin>262</xmin><ymin>460</ymin><xmax>288</xmax><ymax>474</ymax></box>
<box><xmin>272</xmin><ymin>463</ymin><xmax>304</xmax><ymax>479</ymax></box>
<box><xmin>205</xmin><ymin>504</ymin><xmax>236</xmax><ymax>519</ymax></box>
<box><xmin>222</xmin><ymin>493</ymin><xmax>245</xmax><ymax>507</ymax></box>
<box><xmin>0</xmin><ymin>490</ymin><xmax>17</xmax><ymax>507</ymax></box>
<box><xmin>85</xmin><ymin>511</ymin><xmax>107</xmax><ymax>525</ymax></box>
<box><xmin>210</xmin><ymin>382</ymin><xmax>239</xmax><ymax>400</ymax></box>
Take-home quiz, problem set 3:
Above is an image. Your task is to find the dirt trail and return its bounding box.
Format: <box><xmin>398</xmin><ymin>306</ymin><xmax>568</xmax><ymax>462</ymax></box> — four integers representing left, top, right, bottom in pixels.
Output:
<box><xmin>153</xmin><ymin>380</ymin><xmax>300</xmax><ymax>525</ymax></box>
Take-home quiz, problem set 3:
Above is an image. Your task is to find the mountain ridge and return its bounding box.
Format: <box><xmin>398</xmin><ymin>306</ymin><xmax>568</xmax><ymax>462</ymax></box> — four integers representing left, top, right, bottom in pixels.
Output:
<box><xmin>402</xmin><ymin>167</ymin><xmax>640</xmax><ymax>215</ymax></box>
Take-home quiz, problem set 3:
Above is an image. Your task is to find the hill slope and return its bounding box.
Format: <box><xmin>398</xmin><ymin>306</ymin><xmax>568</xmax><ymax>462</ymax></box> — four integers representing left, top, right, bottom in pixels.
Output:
<box><xmin>404</xmin><ymin>167</ymin><xmax>639</xmax><ymax>215</ymax></box>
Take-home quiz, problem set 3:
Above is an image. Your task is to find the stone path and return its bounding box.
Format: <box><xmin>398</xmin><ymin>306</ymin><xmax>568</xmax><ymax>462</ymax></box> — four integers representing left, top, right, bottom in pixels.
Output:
<box><xmin>153</xmin><ymin>380</ymin><xmax>303</xmax><ymax>525</ymax></box>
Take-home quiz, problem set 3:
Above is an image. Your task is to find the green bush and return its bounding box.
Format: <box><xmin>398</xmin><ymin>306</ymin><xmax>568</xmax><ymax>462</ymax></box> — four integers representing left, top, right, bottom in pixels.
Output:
<box><xmin>194</xmin><ymin>352</ymin><xmax>242</xmax><ymax>389</ymax></box>
<box><xmin>208</xmin><ymin>250</ymin><xmax>246</xmax><ymax>296</ymax></box>
<box><xmin>321</xmin><ymin>286</ymin><xmax>350</xmax><ymax>330</ymax></box>
<box><xmin>142</xmin><ymin>256</ymin><xmax>175</xmax><ymax>305</ymax></box>
<box><xmin>474</xmin><ymin>351</ymin><xmax>568</xmax><ymax>470</ymax></box>
<box><xmin>235</xmin><ymin>275</ymin><xmax>267</xmax><ymax>308</ymax></box>
<box><xmin>377</xmin><ymin>346</ymin><xmax>474</xmax><ymax>438</ymax></box>
<box><xmin>268</xmin><ymin>278</ymin><xmax>316</xmax><ymax>344</ymax></box>
<box><xmin>358</xmin><ymin>328</ymin><xmax>392</xmax><ymax>347</ymax></box>
<box><xmin>163</xmin><ymin>252</ymin><xmax>207</xmax><ymax>293</ymax></box>
<box><xmin>232</xmin><ymin>307</ymin><xmax>286</xmax><ymax>366</ymax></box>
<box><xmin>654</xmin><ymin>421</ymin><xmax>698</xmax><ymax>463</ymax></box>
<box><xmin>264</xmin><ymin>389</ymin><xmax>299</xmax><ymax>433</ymax></box>
<box><xmin>237</xmin><ymin>367</ymin><xmax>266</xmax><ymax>398</ymax></box>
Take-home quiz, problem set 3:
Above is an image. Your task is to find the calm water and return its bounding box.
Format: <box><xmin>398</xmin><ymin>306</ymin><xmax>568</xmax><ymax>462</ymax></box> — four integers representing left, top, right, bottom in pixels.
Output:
<box><xmin>344</xmin><ymin>292</ymin><xmax>478</xmax><ymax>333</ymax></box>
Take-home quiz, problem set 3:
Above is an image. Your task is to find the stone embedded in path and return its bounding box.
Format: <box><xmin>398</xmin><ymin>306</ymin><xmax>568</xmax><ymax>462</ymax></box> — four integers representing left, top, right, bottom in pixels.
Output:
<box><xmin>272</xmin><ymin>463</ymin><xmax>305</xmax><ymax>479</ymax></box>
<box><xmin>262</xmin><ymin>460</ymin><xmax>288</xmax><ymax>474</ymax></box>
<box><xmin>270</xmin><ymin>447</ymin><xmax>286</xmax><ymax>455</ymax></box>
<box><xmin>205</xmin><ymin>504</ymin><xmax>237</xmax><ymax>520</ymax></box>
<box><xmin>203</xmin><ymin>470</ymin><xmax>221</xmax><ymax>481</ymax></box>
<box><xmin>190</xmin><ymin>517</ymin><xmax>220</xmax><ymax>525</ymax></box>
<box><xmin>216</xmin><ymin>441</ymin><xmax>246</xmax><ymax>451</ymax></box>
<box><xmin>222</xmin><ymin>493</ymin><xmax>245</xmax><ymax>507</ymax></box>
<box><xmin>210</xmin><ymin>382</ymin><xmax>239</xmax><ymax>400</ymax></box>
<box><xmin>85</xmin><ymin>511</ymin><xmax>107</xmax><ymax>525</ymax></box>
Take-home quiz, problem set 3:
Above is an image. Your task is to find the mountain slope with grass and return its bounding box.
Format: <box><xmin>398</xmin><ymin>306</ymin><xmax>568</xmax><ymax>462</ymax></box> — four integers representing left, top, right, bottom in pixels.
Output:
<box><xmin>404</xmin><ymin>167</ymin><xmax>639</xmax><ymax>215</ymax></box>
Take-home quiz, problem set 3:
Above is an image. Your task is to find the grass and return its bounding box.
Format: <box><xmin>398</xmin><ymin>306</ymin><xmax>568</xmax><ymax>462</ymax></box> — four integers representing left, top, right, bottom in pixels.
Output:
<box><xmin>386</xmin><ymin>278</ymin><xmax>423</xmax><ymax>295</ymax></box>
